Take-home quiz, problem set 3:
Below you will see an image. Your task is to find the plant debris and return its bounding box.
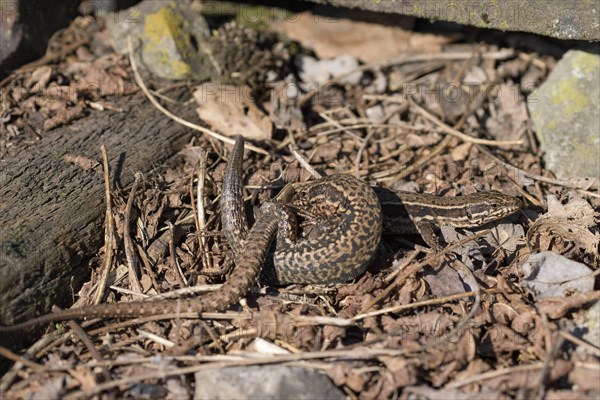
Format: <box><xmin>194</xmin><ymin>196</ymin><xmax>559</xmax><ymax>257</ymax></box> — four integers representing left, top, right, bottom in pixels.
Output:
<box><xmin>1</xmin><ymin>5</ymin><xmax>599</xmax><ymax>400</ymax></box>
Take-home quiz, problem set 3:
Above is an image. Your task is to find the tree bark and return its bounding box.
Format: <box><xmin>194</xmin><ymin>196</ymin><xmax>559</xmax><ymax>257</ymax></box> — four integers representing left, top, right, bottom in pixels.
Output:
<box><xmin>0</xmin><ymin>90</ymin><xmax>197</xmax><ymax>344</ymax></box>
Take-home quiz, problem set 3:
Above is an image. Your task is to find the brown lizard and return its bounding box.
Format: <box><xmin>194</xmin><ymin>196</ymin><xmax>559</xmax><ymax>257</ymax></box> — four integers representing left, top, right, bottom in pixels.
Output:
<box><xmin>0</xmin><ymin>135</ymin><xmax>383</xmax><ymax>332</ymax></box>
<box><xmin>0</xmin><ymin>137</ymin><xmax>274</xmax><ymax>333</ymax></box>
<box><xmin>0</xmin><ymin>135</ymin><xmax>521</xmax><ymax>333</ymax></box>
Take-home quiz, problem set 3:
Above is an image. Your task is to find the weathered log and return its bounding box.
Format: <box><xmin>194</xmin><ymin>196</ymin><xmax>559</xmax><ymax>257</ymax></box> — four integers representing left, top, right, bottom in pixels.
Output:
<box><xmin>0</xmin><ymin>90</ymin><xmax>197</xmax><ymax>345</ymax></box>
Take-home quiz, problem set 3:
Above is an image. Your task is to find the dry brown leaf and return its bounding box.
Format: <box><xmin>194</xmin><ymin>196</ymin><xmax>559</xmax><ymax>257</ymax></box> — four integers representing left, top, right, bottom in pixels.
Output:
<box><xmin>485</xmin><ymin>223</ymin><xmax>525</xmax><ymax>254</ymax></box>
<box><xmin>485</xmin><ymin>83</ymin><xmax>529</xmax><ymax>142</ymax></box>
<box><xmin>450</xmin><ymin>142</ymin><xmax>472</xmax><ymax>161</ymax></box>
<box><xmin>568</xmin><ymin>361</ymin><xmax>600</xmax><ymax>392</ymax></box>
<box><xmin>490</xmin><ymin>303</ymin><xmax>519</xmax><ymax>325</ymax></box>
<box><xmin>423</xmin><ymin>264</ymin><xmax>465</xmax><ymax>297</ymax></box>
<box><xmin>69</xmin><ymin>366</ymin><xmax>97</xmax><ymax>391</ymax></box>
<box><xmin>25</xmin><ymin>65</ymin><xmax>53</xmax><ymax>90</ymax></box>
<box><xmin>41</xmin><ymin>83</ymin><xmax>79</xmax><ymax>103</ymax></box>
<box><xmin>271</xmin><ymin>11</ymin><xmax>451</xmax><ymax>63</ymax></box>
<box><xmin>194</xmin><ymin>83</ymin><xmax>272</xmax><ymax>141</ymax></box>
<box><xmin>537</xmin><ymin>291</ymin><xmax>600</xmax><ymax>319</ymax></box>
<box><xmin>528</xmin><ymin>195</ymin><xmax>600</xmax><ymax>257</ymax></box>
<box><xmin>43</xmin><ymin>104</ymin><xmax>85</xmax><ymax>130</ymax></box>
<box><xmin>63</xmin><ymin>153</ymin><xmax>101</xmax><ymax>172</ymax></box>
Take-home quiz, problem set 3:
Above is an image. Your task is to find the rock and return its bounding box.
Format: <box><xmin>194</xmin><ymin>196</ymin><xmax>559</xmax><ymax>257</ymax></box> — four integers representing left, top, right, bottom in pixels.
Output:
<box><xmin>528</xmin><ymin>49</ymin><xmax>600</xmax><ymax>178</ymax></box>
<box><xmin>106</xmin><ymin>1</ymin><xmax>287</xmax><ymax>84</ymax></box>
<box><xmin>0</xmin><ymin>1</ymin><xmax>79</xmax><ymax>79</ymax></box>
<box><xmin>306</xmin><ymin>0</ymin><xmax>600</xmax><ymax>41</ymax></box>
<box><xmin>574</xmin><ymin>301</ymin><xmax>600</xmax><ymax>353</ymax></box>
<box><xmin>519</xmin><ymin>252</ymin><xmax>594</xmax><ymax>298</ymax></box>
<box><xmin>193</xmin><ymin>366</ymin><xmax>345</xmax><ymax>400</ymax></box>
<box><xmin>107</xmin><ymin>0</ymin><xmax>214</xmax><ymax>81</ymax></box>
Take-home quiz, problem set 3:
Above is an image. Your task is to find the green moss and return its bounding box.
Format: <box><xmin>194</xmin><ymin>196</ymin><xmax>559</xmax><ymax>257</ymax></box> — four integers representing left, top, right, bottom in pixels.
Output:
<box><xmin>571</xmin><ymin>140</ymin><xmax>600</xmax><ymax>163</ymax></box>
<box><xmin>571</xmin><ymin>51</ymin><xmax>600</xmax><ymax>74</ymax></box>
<box><xmin>550</xmin><ymin>78</ymin><xmax>591</xmax><ymax>117</ymax></box>
<box><xmin>143</xmin><ymin>5</ymin><xmax>193</xmax><ymax>79</ymax></box>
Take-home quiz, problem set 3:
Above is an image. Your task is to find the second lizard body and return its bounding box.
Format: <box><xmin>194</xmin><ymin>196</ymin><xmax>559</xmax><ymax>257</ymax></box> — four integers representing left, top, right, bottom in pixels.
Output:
<box><xmin>0</xmin><ymin>136</ymin><xmax>383</xmax><ymax>332</ymax></box>
<box><xmin>0</xmin><ymin>135</ymin><xmax>521</xmax><ymax>333</ymax></box>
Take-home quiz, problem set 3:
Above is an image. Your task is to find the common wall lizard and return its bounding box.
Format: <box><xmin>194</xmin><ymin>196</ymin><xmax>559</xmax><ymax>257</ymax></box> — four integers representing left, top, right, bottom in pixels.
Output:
<box><xmin>0</xmin><ymin>136</ymin><xmax>521</xmax><ymax>333</ymax></box>
<box><xmin>375</xmin><ymin>187</ymin><xmax>522</xmax><ymax>251</ymax></box>
<box><xmin>221</xmin><ymin>135</ymin><xmax>383</xmax><ymax>285</ymax></box>
<box><xmin>0</xmin><ymin>135</ymin><xmax>383</xmax><ymax>332</ymax></box>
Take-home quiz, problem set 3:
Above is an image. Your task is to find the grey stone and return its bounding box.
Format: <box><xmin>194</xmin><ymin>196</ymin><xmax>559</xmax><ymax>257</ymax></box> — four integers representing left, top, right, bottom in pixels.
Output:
<box><xmin>529</xmin><ymin>49</ymin><xmax>600</xmax><ymax>178</ymax></box>
<box><xmin>106</xmin><ymin>0</ymin><xmax>215</xmax><ymax>81</ymax></box>
<box><xmin>307</xmin><ymin>0</ymin><xmax>600</xmax><ymax>41</ymax></box>
<box><xmin>194</xmin><ymin>366</ymin><xmax>345</xmax><ymax>400</ymax></box>
<box><xmin>519</xmin><ymin>252</ymin><xmax>594</xmax><ymax>298</ymax></box>
<box><xmin>575</xmin><ymin>301</ymin><xmax>600</xmax><ymax>352</ymax></box>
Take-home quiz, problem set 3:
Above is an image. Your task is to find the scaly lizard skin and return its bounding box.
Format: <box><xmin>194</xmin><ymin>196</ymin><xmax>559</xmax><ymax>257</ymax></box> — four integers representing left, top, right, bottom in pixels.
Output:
<box><xmin>222</xmin><ymin>135</ymin><xmax>383</xmax><ymax>284</ymax></box>
<box><xmin>0</xmin><ymin>136</ymin><xmax>383</xmax><ymax>332</ymax></box>
<box><xmin>1</xmin><ymin>135</ymin><xmax>519</xmax><ymax>333</ymax></box>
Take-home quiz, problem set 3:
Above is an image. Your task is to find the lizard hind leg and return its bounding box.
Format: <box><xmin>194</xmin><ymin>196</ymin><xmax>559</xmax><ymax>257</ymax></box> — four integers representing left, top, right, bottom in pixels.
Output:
<box><xmin>260</xmin><ymin>201</ymin><xmax>298</xmax><ymax>249</ymax></box>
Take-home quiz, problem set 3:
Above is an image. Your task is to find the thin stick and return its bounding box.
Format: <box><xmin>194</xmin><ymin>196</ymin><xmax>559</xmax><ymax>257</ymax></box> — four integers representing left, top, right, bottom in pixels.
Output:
<box><xmin>197</xmin><ymin>150</ymin><xmax>214</xmax><ymax>271</ymax></box>
<box><xmin>0</xmin><ymin>346</ymin><xmax>43</xmax><ymax>372</ymax></box>
<box><xmin>190</xmin><ymin>149</ymin><xmax>213</xmax><ymax>271</ymax></box>
<box><xmin>409</xmin><ymin>97</ymin><xmax>523</xmax><ymax>146</ymax></box>
<box><xmin>373</xmin><ymin>135</ymin><xmax>453</xmax><ymax>181</ymax></box>
<box><xmin>361</xmin><ymin>229</ymin><xmax>493</xmax><ymax>312</ymax></box>
<box><xmin>126</xmin><ymin>36</ymin><xmax>268</xmax><ymax>155</ymax></box>
<box><xmin>354</xmin><ymin>129</ymin><xmax>375</xmax><ymax>179</ymax></box>
<box><xmin>445</xmin><ymin>362</ymin><xmax>545</xmax><ymax>389</ymax></box>
<box><xmin>477</xmin><ymin>144</ymin><xmax>600</xmax><ymax>194</ymax></box>
<box><xmin>353</xmin><ymin>288</ymin><xmax>502</xmax><ymax>322</ymax></box>
<box><xmin>558</xmin><ymin>330</ymin><xmax>600</xmax><ymax>357</ymax></box>
<box><xmin>93</xmin><ymin>145</ymin><xmax>116</xmax><ymax>305</ymax></box>
<box><xmin>66</xmin><ymin>320</ymin><xmax>112</xmax><ymax>383</ymax></box>
<box><xmin>124</xmin><ymin>172</ymin><xmax>144</xmax><ymax>296</ymax></box>
<box><xmin>289</xmin><ymin>144</ymin><xmax>322</xmax><ymax>179</ymax></box>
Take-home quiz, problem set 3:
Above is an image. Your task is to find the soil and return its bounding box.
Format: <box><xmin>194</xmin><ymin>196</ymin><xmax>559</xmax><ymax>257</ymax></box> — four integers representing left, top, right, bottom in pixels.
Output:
<box><xmin>0</xmin><ymin>8</ymin><xmax>598</xmax><ymax>400</ymax></box>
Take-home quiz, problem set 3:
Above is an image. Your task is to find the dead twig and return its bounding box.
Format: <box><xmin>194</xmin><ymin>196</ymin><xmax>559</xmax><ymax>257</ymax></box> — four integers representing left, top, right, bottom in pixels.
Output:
<box><xmin>0</xmin><ymin>346</ymin><xmax>44</xmax><ymax>373</ymax></box>
<box><xmin>408</xmin><ymin>97</ymin><xmax>524</xmax><ymax>146</ymax></box>
<box><xmin>289</xmin><ymin>143</ymin><xmax>323</xmax><ymax>179</ymax></box>
<box><xmin>66</xmin><ymin>320</ymin><xmax>112</xmax><ymax>384</ymax></box>
<box><xmin>361</xmin><ymin>229</ymin><xmax>493</xmax><ymax>312</ymax></box>
<box><xmin>477</xmin><ymin>144</ymin><xmax>600</xmax><ymax>195</ymax></box>
<box><xmin>190</xmin><ymin>149</ymin><xmax>214</xmax><ymax>272</ymax></box>
<box><xmin>92</xmin><ymin>145</ymin><xmax>116</xmax><ymax>306</ymax></box>
<box><xmin>124</xmin><ymin>172</ymin><xmax>144</xmax><ymax>296</ymax></box>
<box><xmin>127</xmin><ymin>36</ymin><xmax>268</xmax><ymax>155</ymax></box>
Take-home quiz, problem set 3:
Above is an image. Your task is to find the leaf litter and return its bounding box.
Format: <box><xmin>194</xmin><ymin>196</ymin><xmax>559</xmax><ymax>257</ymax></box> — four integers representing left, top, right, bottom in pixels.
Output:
<box><xmin>1</xmin><ymin>5</ymin><xmax>599</xmax><ymax>400</ymax></box>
